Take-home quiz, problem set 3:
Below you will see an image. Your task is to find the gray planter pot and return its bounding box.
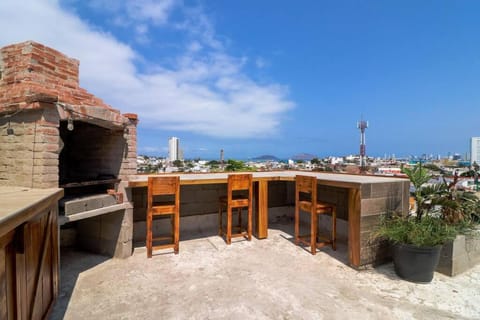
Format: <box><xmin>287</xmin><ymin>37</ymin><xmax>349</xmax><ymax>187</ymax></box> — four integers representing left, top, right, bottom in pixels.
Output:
<box><xmin>393</xmin><ymin>243</ymin><xmax>442</xmax><ymax>283</ymax></box>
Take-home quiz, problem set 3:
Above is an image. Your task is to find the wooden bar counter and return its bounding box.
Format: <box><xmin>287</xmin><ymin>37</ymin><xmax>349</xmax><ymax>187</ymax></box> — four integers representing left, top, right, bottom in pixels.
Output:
<box><xmin>127</xmin><ymin>171</ymin><xmax>409</xmax><ymax>267</ymax></box>
<box><xmin>0</xmin><ymin>187</ymin><xmax>63</xmax><ymax>320</ymax></box>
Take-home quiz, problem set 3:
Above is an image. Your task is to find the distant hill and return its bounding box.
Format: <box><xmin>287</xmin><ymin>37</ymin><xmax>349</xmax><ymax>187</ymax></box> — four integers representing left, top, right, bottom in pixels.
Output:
<box><xmin>291</xmin><ymin>153</ymin><xmax>317</xmax><ymax>161</ymax></box>
<box><xmin>252</xmin><ymin>155</ymin><xmax>279</xmax><ymax>161</ymax></box>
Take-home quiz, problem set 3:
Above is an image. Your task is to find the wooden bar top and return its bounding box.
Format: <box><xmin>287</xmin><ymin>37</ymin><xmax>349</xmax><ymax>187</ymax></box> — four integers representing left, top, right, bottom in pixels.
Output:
<box><xmin>0</xmin><ymin>187</ymin><xmax>64</xmax><ymax>237</ymax></box>
<box><xmin>127</xmin><ymin>171</ymin><xmax>407</xmax><ymax>188</ymax></box>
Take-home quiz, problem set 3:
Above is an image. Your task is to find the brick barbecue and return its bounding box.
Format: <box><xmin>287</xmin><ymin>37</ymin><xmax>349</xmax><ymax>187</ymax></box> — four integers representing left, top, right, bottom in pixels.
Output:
<box><xmin>0</xmin><ymin>41</ymin><xmax>137</xmax><ymax>257</ymax></box>
<box><xmin>0</xmin><ymin>40</ymin><xmax>137</xmax><ymax>188</ymax></box>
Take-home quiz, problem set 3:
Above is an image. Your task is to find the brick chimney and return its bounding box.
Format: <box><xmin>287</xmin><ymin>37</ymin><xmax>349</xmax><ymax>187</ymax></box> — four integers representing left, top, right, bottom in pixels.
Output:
<box><xmin>0</xmin><ymin>41</ymin><xmax>138</xmax><ymax>188</ymax></box>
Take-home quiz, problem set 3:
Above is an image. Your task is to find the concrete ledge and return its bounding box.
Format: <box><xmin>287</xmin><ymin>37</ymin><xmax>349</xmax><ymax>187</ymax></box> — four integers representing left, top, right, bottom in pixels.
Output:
<box><xmin>59</xmin><ymin>203</ymin><xmax>131</xmax><ymax>225</ymax></box>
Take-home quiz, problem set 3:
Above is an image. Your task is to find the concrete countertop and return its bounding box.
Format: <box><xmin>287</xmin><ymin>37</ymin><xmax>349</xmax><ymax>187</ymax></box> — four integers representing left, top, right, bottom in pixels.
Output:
<box><xmin>0</xmin><ymin>186</ymin><xmax>63</xmax><ymax>237</ymax></box>
<box><xmin>128</xmin><ymin>170</ymin><xmax>408</xmax><ymax>187</ymax></box>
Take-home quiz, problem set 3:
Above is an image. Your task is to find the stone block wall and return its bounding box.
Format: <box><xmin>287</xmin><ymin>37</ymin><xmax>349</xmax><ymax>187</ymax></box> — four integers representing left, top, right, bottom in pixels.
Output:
<box><xmin>131</xmin><ymin>181</ymin><xmax>299</xmax><ymax>243</ymax></box>
<box><xmin>76</xmin><ymin>207</ymin><xmax>133</xmax><ymax>258</ymax></box>
<box><xmin>359</xmin><ymin>180</ymin><xmax>410</xmax><ymax>265</ymax></box>
<box><xmin>0</xmin><ymin>106</ymin><xmax>60</xmax><ymax>188</ymax></box>
<box><xmin>437</xmin><ymin>230</ymin><xmax>480</xmax><ymax>276</ymax></box>
<box><xmin>131</xmin><ymin>180</ymin><xmax>354</xmax><ymax>244</ymax></box>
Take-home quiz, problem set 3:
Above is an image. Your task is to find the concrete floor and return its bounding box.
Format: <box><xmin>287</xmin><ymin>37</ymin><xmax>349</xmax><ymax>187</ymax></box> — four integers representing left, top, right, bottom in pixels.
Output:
<box><xmin>50</xmin><ymin>223</ymin><xmax>480</xmax><ymax>320</ymax></box>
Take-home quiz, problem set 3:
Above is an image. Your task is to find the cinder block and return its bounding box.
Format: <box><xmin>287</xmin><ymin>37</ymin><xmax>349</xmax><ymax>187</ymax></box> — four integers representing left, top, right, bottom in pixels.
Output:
<box><xmin>102</xmin><ymin>195</ymin><xmax>117</xmax><ymax>207</ymax></box>
<box><xmin>64</xmin><ymin>200</ymin><xmax>88</xmax><ymax>215</ymax></box>
<box><xmin>361</xmin><ymin>184</ymin><xmax>372</xmax><ymax>199</ymax></box>
<box><xmin>85</xmin><ymin>197</ymin><xmax>104</xmax><ymax>211</ymax></box>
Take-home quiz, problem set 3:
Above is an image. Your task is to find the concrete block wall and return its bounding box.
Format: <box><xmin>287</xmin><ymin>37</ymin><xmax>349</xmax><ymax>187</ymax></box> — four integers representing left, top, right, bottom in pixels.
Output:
<box><xmin>437</xmin><ymin>229</ymin><xmax>480</xmax><ymax>276</ymax></box>
<box><xmin>132</xmin><ymin>182</ymin><xmax>295</xmax><ymax>243</ymax></box>
<box><xmin>131</xmin><ymin>180</ymin><xmax>351</xmax><ymax>244</ymax></box>
<box><xmin>0</xmin><ymin>106</ymin><xmax>60</xmax><ymax>188</ymax></box>
<box><xmin>76</xmin><ymin>207</ymin><xmax>133</xmax><ymax>258</ymax></box>
<box><xmin>359</xmin><ymin>180</ymin><xmax>410</xmax><ymax>265</ymax></box>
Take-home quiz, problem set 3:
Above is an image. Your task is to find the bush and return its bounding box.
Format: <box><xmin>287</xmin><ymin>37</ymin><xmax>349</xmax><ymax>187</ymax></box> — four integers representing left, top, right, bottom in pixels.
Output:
<box><xmin>376</xmin><ymin>214</ymin><xmax>459</xmax><ymax>247</ymax></box>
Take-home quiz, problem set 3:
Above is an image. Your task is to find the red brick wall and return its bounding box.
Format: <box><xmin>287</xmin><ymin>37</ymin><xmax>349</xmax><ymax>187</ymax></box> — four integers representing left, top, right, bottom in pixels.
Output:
<box><xmin>0</xmin><ymin>41</ymin><xmax>115</xmax><ymax>110</ymax></box>
<box><xmin>0</xmin><ymin>41</ymin><xmax>138</xmax><ymax>188</ymax></box>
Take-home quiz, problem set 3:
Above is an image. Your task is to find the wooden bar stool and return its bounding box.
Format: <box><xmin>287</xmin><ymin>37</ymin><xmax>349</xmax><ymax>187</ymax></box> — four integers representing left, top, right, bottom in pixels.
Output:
<box><xmin>146</xmin><ymin>176</ymin><xmax>180</xmax><ymax>257</ymax></box>
<box><xmin>218</xmin><ymin>173</ymin><xmax>253</xmax><ymax>244</ymax></box>
<box><xmin>295</xmin><ymin>175</ymin><xmax>336</xmax><ymax>254</ymax></box>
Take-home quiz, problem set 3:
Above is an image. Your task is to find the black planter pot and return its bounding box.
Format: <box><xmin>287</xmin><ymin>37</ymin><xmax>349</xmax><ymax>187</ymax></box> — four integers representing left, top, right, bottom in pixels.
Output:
<box><xmin>392</xmin><ymin>243</ymin><xmax>442</xmax><ymax>283</ymax></box>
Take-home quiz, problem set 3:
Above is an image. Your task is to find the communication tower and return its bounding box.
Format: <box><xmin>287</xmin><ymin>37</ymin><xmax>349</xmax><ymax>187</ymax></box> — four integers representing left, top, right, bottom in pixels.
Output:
<box><xmin>357</xmin><ymin>119</ymin><xmax>368</xmax><ymax>171</ymax></box>
<box><xmin>220</xmin><ymin>149</ymin><xmax>225</xmax><ymax>169</ymax></box>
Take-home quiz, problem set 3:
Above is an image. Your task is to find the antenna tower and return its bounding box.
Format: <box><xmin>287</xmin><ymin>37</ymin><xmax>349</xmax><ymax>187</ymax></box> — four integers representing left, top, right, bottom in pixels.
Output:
<box><xmin>357</xmin><ymin>118</ymin><xmax>369</xmax><ymax>171</ymax></box>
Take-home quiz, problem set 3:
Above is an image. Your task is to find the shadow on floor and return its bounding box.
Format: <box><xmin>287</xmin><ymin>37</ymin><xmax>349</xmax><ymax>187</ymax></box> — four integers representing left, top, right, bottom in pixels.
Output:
<box><xmin>132</xmin><ymin>217</ymin><xmax>351</xmax><ymax>266</ymax></box>
<box><xmin>270</xmin><ymin>221</ymin><xmax>351</xmax><ymax>266</ymax></box>
<box><xmin>50</xmin><ymin>247</ymin><xmax>110</xmax><ymax>320</ymax></box>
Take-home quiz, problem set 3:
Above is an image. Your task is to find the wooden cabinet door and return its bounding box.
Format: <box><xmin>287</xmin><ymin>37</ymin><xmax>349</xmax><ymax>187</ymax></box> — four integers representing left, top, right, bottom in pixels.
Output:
<box><xmin>17</xmin><ymin>207</ymin><xmax>59</xmax><ymax>320</ymax></box>
<box><xmin>0</xmin><ymin>205</ymin><xmax>59</xmax><ymax>320</ymax></box>
<box><xmin>0</xmin><ymin>230</ymin><xmax>16</xmax><ymax>320</ymax></box>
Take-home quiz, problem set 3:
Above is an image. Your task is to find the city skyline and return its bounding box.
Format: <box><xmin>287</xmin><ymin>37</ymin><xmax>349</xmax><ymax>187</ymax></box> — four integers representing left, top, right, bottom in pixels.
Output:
<box><xmin>472</xmin><ymin>137</ymin><xmax>480</xmax><ymax>165</ymax></box>
<box><xmin>1</xmin><ymin>1</ymin><xmax>479</xmax><ymax>159</ymax></box>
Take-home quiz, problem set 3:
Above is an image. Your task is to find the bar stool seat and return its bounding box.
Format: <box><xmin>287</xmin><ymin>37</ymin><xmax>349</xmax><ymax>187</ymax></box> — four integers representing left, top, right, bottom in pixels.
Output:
<box><xmin>218</xmin><ymin>173</ymin><xmax>253</xmax><ymax>244</ymax></box>
<box><xmin>295</xmin><ymin>175</ymin><xmax>337</xmax><ymax>254</ymax></box>
<box><xmin>146</xmin><ymin>176</ymin><xmax>180</xmax><ymax>257</ymax></box>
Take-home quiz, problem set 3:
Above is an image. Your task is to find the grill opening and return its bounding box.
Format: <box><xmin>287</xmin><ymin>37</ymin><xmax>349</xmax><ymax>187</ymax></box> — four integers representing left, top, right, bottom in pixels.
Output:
<box><xmin>59</xmin><ymin>120</ymin><xmax>126</xmax><ymax>215</ymax></box>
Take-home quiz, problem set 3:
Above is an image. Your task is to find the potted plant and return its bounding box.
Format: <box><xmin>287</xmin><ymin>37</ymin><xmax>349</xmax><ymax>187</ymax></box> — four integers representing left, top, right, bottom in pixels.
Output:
<box><xmin>376</xmin><ymin>163</ymin><xmax>476</xmax><ymax>283</ymax></box>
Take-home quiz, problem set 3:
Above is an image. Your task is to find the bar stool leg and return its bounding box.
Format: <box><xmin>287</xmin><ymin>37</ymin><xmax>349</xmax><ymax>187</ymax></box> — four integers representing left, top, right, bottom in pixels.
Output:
<box><xmin>146</xmin><ymin>214</ymin><xmax>152</xmax><ymax>258</ymax></box>
<box><xmin>171</xmin><ymin>215</ymin><xmax>174</xmax><ymax>243</ymax></box>
<box><xmin>311</xmin><ymin>211</ymin><xmax>317</xmax><ymax>255</ymax></box>
<box><xmin>227</xmin><ymin>206</ymin><xmax>232</xmax><ymax>245</ymax></box>
<box><xmin>247</xmin><ymin>206</ymin><xmax>252</xmax><ymax>241</ymax></box>
<box><xmin>174</xmin><ymin>211</ymin><xmax>179</xmax><ymax>254</ymax></box>
<box><xmin>294</xmin><ymin>204</ymin><xmax>300</xmax><ymax>245</ymax></box>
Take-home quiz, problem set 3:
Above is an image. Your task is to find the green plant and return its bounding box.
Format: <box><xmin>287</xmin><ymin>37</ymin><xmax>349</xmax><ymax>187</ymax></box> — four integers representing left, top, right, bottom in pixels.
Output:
<box><xmin>377</xmin><ymin>163</ymin><xmax>480</xmax><ymax>247</ymax></box>
<box><xmin>376</xmin><ymin>213</ymin><xmax>458</xmax><ymax>246</ymax></box>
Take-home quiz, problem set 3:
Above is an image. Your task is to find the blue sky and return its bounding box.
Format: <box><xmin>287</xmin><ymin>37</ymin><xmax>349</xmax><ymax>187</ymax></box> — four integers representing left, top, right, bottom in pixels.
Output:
<box><xmin>1</xmin><ymin>1</ymin><xmax>480</xmax><ymax>160</ymax></box>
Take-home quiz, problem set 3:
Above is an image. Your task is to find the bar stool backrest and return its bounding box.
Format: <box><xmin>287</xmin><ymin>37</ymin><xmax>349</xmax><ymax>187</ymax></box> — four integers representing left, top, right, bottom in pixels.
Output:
<box><xmin>148</xmin><ymin>176</ymin><xmax>180</xmax><ymax>199</ymax></box>
<box><xmin>228</xmin><ymin>173</ymin><xmax>252</xmax><ymax>192</ymax></box>
<box><xmin>296</xmin><ymin>175</ymin><xmax>317</xmax><ymax>207</ymax></box>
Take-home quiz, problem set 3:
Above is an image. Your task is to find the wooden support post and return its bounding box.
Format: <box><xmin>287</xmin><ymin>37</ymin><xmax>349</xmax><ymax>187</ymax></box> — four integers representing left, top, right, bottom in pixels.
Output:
<box><xmin>255</xmin><ymin>180</ymin><xmax>269</xmax><ymax>239</ymax></box>
<box><xmin>348</xmin><ymin>187</ymin><xmax>361</xmax><ymax>268</ymax></box>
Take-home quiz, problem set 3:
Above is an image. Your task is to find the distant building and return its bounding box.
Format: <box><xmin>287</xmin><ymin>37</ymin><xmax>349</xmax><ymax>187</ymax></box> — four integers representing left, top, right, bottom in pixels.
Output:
<box><xmin>168</xmin><ymin>137</ymin><xmax>182</xmax><ymax>161</ymax></box>
<box><xmin>471</xmin><ymin>137</ymin><xmax>480</xmax><ymax>165</ymax></box>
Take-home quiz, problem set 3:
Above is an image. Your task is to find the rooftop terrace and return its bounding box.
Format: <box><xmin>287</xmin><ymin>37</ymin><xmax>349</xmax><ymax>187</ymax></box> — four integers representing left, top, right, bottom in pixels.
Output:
<box><xmin>50</xmin><ymin>225</ymin><xmax>480</xmax><ymax>319</ymax></box>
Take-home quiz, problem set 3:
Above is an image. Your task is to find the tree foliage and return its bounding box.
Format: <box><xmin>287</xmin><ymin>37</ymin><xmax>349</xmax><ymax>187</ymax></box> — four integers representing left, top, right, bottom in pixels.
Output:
<box><xmin>225</xmin><ymin>159</ymin><xmax>252</xmax><ymax>172</ymax></box>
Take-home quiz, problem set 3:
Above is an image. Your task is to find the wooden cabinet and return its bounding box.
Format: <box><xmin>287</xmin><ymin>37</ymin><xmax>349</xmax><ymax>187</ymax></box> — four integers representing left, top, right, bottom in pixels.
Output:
<box><xmin>1</xmin><ymin>230</ymin><xmax>16</xmax><ymax>320</ymax></box>
<box><xmin>0</xmin><ymin>188</ymin><xmax>63</xmax><ymax>320</ymax></box>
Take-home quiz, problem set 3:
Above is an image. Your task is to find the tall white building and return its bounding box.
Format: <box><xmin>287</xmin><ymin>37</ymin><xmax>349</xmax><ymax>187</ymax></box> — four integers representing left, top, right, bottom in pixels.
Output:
<box><xmin>471</xmin><ymin>137</ymin><xmax>480</xmax><ymax>165</ymax></box>
<box><xmin>168</xmin><ymin>137</ymin><xmax>179</xmax><ymax>162</ymax></box>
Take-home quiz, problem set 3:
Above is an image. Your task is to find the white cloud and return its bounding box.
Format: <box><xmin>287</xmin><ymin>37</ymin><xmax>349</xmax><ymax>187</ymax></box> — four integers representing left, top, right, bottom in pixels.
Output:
<box><xmin>256</xmin><ymin>57</ymin><xmax>268</xmax><ymax>69</ymax></box>
<box><xmin>87</xmin><ymin>0</ymin><xmax>175</xmax><ymax>24</ymax></box>
<box><xmin>0</xmin><ymin>0</ymin><xmax>295</xmax><ymax>139</ymax></box>
<box><xmin>135</xmin><ymin>24</ymin><xmax>150</xmax><ymax>44</ymax></box>
<box><xmin>126</xmin><ymin>0</ymin><xmax>175</xmax><ymax>24</ymax></box>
